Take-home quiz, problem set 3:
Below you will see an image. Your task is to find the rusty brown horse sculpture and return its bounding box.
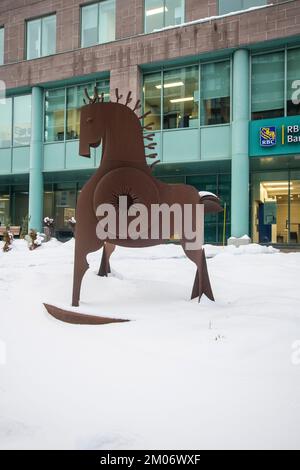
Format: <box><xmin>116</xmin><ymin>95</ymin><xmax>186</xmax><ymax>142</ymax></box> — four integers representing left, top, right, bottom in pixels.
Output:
<box><xmin>44</xmin><ymin>88</ymin><xmax>222</xmax><ymax>324</ymax></box>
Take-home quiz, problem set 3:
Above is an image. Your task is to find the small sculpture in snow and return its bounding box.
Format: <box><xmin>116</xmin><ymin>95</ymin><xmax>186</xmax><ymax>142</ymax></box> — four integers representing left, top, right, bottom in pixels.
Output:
<box><xmin>43</xmin><ymin>217</ymin><xmax>54</xmax><ymax>242</ymax></box>
<box><xmin>67</xmin><ymin>217</ymin><xmax>76</xmax><ymax>236</ymax></box>
<box><xmin>2</xmin><ymin>228</ymin><xmax>13</xmax><ymax>252</ymax></box>
<box><xmin>25</xmin><ymin>230</ymin><xmax>44</xmax><ymax>250</ymax></box>
<box><xmin>44</xmin><ymin>88</ymin><xmax>222</xmax><ymax>325</ymax></box>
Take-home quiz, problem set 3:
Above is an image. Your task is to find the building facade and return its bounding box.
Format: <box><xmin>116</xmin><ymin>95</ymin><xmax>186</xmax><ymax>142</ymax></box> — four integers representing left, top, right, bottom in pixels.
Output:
<box><xmin>0</xmin><ymin>0</ymin><xmax>300</xmax><ymax>244</ymax></box>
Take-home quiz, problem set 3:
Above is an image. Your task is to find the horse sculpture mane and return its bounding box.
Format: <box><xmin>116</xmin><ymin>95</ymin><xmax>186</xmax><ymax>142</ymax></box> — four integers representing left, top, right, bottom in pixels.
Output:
<box><xmin>44</xmin><ymin>87</ymin><xmax>223</xmax><ymax>325</ymax></box>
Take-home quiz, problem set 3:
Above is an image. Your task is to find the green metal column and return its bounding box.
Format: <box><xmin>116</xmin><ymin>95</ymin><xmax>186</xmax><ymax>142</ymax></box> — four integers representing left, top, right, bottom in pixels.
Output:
<box><xmin>231</xmin><ymin>49</ymin><xmax>250</xmax><ymax>238</ymax></box>
<box><xmin>28</xmin><ymin>87</ymin><xmax>43</xmax><ymax>232</ymax></box>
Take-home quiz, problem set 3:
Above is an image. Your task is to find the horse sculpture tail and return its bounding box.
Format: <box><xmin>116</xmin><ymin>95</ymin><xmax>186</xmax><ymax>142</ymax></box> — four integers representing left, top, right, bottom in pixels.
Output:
<box><xmin>198</xmin><ymin>192</ymin><xmax>223</xmax><ymax>214</ymax></box>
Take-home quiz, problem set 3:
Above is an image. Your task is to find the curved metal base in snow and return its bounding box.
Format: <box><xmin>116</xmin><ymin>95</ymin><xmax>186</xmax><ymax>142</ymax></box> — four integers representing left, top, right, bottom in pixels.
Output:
<box><xmin>44</xmin><ymin>303</ymin><xmax>129</xmax><ymax>325</ymax></box>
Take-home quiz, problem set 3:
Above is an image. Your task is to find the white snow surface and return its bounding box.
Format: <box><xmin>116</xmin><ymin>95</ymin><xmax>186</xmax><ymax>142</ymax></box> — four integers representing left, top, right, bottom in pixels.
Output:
<box><xmin>0</xmin><ymin>238</ymin><xmax>300</xmax><ymax>450</ymax></box>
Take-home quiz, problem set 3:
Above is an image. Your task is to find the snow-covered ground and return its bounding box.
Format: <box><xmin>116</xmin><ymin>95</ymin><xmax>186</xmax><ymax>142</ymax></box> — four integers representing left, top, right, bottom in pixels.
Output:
<box><xmin>0</xmin><ymin>239</ymin><xmax>300</xmax><ymax>450</ymax></box>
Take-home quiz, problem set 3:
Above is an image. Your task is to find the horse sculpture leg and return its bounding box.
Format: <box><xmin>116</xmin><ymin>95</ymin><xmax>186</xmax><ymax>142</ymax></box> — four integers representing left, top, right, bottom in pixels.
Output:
<box><xmin>182</xmin><ymin>246</ymin><xmax>214</xmax><ymax>302</ymax></box>
<box><xmin>98</xmin><ymin>242</ymin><xmax>116</xmax><ymax>276</ymax></box>
<box><xmin>72</xmin><ymin>203</ymin><xmax>102</xmax><ymax>307</ymax></box>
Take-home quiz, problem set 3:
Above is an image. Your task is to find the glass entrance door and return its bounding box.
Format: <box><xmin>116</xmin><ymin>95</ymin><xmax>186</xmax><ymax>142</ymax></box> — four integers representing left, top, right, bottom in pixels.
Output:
<box><xmin>290</xmin><ymin>175</ymin><xmax>300</xmax><ymax>244</ymax></box>
<box><xmin>251</xmin><ymin>171</ymin><xmax>300</xmax><ymax>244</ymax></box>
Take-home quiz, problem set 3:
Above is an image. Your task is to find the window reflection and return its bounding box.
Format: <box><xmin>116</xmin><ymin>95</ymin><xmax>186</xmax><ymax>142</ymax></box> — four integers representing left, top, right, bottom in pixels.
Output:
<box><xmin>0</xmin><ymin>27</ymin><xmax>4</xmax><ymax>65</ymax></box>
<box><xmin>66</xmin><ymin>80</ymin><xmax>109</xmax><ymax>140</ymax></box>
<box><xmin>287</xmin><ymin>48</ymin><xmax>300</xmax><ymax>117</ymax></box>
<box><xmin>143</xmin><ymin>61</ymin><xmax>231</xmax><ymax>130</ymax></box>
<box><xmin>201</xmin><ymin>61</ymin><xmax>230</xmax><ymax>126</ymax></box>
<box><xmin>143</xmin><ymin>73</ymin><xmax>162</xmax><ymax>130</ymax></box>
<box><xmin>219</xmin><ymin>0</ymin><xmax>266</xmax><ymax>15</ymax></box>
<box><xmin>27</xmin><ymin>15</ymin><xmax>56</xmax><ymax>60</ymax></box>
<box><xmin>145</xmin><ymin>0</ymin><xmax>184</xmax><ymax>33</ymax></box>
<box><xmin>163</xmin><ymin>67</ymin><xmax>198</xmax><ymax>129</ymax></box>
<box><xmin>44</xmin><ymin>89</ymin><xmax>65</xmax><ymax>142</ymax></box>
<box><xmin>81</xmin><ymin>0</ymin><xmax>116</xmax><ymax>48</ymax></box>
<box><xmin>0</xmin><ymin>97</ymin><xmax>12</xmax><ymax>148</ymax></box>
<box><xmin>251</xmin><ymin>52</ymin><xmax>285</xmax><ymax>120</ymax></box>
<box><xmin>0</xmin><ymin>193</ymin><xmax>10</xmax><ymax>227</ymax></box>
<box><xmin>13</xmin><ymin>95</ymin><xmax>32</xmax><ymax>146</ymax></box>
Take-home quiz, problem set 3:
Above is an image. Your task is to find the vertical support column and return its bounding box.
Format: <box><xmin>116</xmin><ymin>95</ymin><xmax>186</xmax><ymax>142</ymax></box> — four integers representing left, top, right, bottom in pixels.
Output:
<box><xmin>29</xmin><ymin>86</ymin><xmax>43</xmax><ymax>232</ymax></box>
<box><xmin>231</xmin><ymin>49</ymin><xmax>250</xmax><ymax>238</ymax></box>
<box><xmin>110</xmin><ymin>65</ymin><xmax>141</xmax><ymax>105</ymax></box>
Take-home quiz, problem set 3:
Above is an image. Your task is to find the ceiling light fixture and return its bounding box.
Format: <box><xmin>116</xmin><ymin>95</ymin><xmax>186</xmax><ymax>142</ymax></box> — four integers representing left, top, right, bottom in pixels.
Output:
<box><xmin>156</xmin><ymin>82</ymin><xmax>184</xmax><ymax>89</ymax></box>
<box><xmin>170</xmin><ymin>97</ymin><xmax>194</xmax><ymax>103</ymax></box>
<box><xmin>146</xmin><ymin>7</ymin><xmax>168</xmax><ymax>16</ymax></box>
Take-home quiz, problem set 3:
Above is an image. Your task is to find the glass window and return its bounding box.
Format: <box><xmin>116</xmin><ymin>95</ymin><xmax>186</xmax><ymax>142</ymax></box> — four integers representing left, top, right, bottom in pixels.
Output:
<box><xmin>201</xmin><ymin>61</ymin><xmax>230</xmax><ymax>126</ymax></box>
<box><xmin>44</xmin><ymin>89</ymin><xmax>65</xmax><ymax>142</ymax></box>
<box><xmin>66</xmin><ymin>80</ymin><xmax>109</xmax><ymax>140</ymax></box>
<box><xmin>145</xmin><ymin>0</ymin><xmax>184</xmax><ymax>33</ymax></box>
<box><xmin>99</xmin><ymin>0</ymin><xmax>116</xmax><ymax>44</ymax></box>
<box><xmin>0</xmin><ymin>27</ymin><xmax>4</xmax><ymax>65</ymax></box>
<box><xmin>186</xmin><ymin>174</ymin><xmax>218</xmax><ymax>243</ymax></box>
<box><xmin>165</xmin><ymin>0</ymin><xmax>184</xmax><ymax>27</ymax></box>
<box><xmin>42</xmin><ymin>15</ymin><xmax>56</xmax><ymax>57</ymax></box>
<box><xmin>143</xmin><ymin>73</ymin><xmax>162</xmax><ymax>131</ymax></box>
<box><xmin>27</xmin><ymin>19</ymin><xmax>41</xmax><ymax>59</ymax></box>
<box><xmin>251</xmin><ymin>52</ymin><xmax>285</xmax><ymax>120</ymax></box>
<box><xmin>27</xmin><ymin>15</ymin><xmax>56</xmax><ymax>60</ymax></box>
<box><xmin>81</xmin><ymin>3</ymin><xmax>98</xmax><ymax>47</ymax></box>
<box><xmin>219</xmin><ymin>0</ymin><xmax>266</xmax><ymax>15</ymax></box>
<box><xmin>81</xmin><ymin>1</ymin><xmax>116</xmax><ymax>48</ymax></box>
<box><xmin>0</xmin><ymin>97</ymin><xmax>12</xmax><ymax>148</ymax></box>
<box><xmin>163</xmin><ymin>66</ymin><xmax>199</xmax><ymax>129</ymax></box>
<box><xmin>287</xmin><ymin>48</ymin><xmax>300</xmax><ymax>117</ymax></box>
<box><xmin>13</xmin><ymin>95</ymin><xmax>32</xmax><ymax>146</ymax></box>
<box><xmin>0</xmin><ymin>192</ymin><xmax>10</xmax><ymax>227</ymax></box>
<box><xmin>54</xmin><ymin>186</ymin><xmax>77</xmax><ymax>229</ymax></box>
<box><xmin>145</xmin><ymin>0</ymin><xmax>164</xmax><ymax>33</ymax></box>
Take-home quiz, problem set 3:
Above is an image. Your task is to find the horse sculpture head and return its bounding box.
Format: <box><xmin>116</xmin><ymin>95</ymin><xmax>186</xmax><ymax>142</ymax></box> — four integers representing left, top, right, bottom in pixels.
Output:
<box><xmin>79</xmin><ymin>87</ymin><xmax>156</xmax><ymax>163</ymax></box>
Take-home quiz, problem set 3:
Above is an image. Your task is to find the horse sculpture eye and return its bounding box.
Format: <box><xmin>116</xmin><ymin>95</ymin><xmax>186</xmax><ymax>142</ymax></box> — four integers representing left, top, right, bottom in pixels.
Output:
<box><xmin>86</xmin><ymin>117</ymin><xmax>93</xmax><ymax>123</ymax></box>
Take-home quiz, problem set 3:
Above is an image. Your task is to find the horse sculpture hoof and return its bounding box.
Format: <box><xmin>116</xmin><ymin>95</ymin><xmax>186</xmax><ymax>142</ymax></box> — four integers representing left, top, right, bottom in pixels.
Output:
<box><xmin>44</xmin><ymin>303</ymin><xmax>129</xmax><ymax>325</ymax></box>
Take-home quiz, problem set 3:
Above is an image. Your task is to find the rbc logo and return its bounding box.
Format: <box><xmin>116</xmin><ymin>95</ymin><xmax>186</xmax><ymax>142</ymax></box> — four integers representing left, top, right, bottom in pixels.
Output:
<box><xmin>260</xmin><ymin>127</ymin><xmax>277</xmax><ymax>147</ymax></box>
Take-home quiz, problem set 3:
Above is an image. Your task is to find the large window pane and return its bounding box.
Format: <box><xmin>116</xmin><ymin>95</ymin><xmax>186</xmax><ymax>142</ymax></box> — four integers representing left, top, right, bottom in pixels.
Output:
<box><xmin>44</xmin><ymin>89</ymin><xmax>65</xmax><ymax>142</ymax></box>
<box><xmin>201</xmin><ymin>61</ymin><xmax>230</xmax><ymax>126</ymax></box>
<box><xmin>186</xmin><ymin>174</ymin><xmax>218</xmax><ymax>243</ymax></box>
<box><xmin>13</xmin><ymin>95</ymin><xmax>32</xmax><ymax>146</ymax></box>
<box><xmin>0</xmin><ymin>192</ymin><xmax>10</xmax><ymax>227</ymax></box>
<box><xmin>163</xmin><ymin>66</ymin><xmax>198</xmax><ymax>129</ymax></box>
<box><xmin>66</xmin><ymin>80</ymin><xmax>109</xmax><ymax>140</ymax></box>
<box><xmin>27</xmin><ymin>19</ymin><xmax>41</xmax><ymax>60</ymax></box>
<box><xmin>55</xmin><ymin>186</ymin><xmax>77</xmax><ymax>229</ymax></box>
<box><xmin>81</xmin><ymin>3</ymin><xmax>98</xmax><ymax>47</ymax></box>
<box><xmin>42</xmin><ymin>15</ymin><xmax>56</xmax><ymax>56</ymax></box>
<box><xmin>165</xmin><ymin>0</ymin><xmax>184</xmax><ymax>28</ymax></box>
<box><xmin>287</xmin><ymin>48</ymin><xmax>300</xmax><ymax>117</ymax></box>
<box><xmin>143</xmin><ymin>73</ymin><xmax>162</xmax><ymax>130</ymax></box>
<box><xmin>0</xmin><ymin>27</ymin><xmax>4</xmax><ymax>65</ymax></box>
<box><xmin>27</xmin><ymin>15</ymin><xmax>56</xmax><ymax>59</ymax></box>
<box><xmin>99</xmin><ymin>0</ymin><xmax>115</xmax><ymax>43</ymax></box>
<box><xmin>81</xmin><ymin>1</ymin><xmax>116</xmax><ymax>48</ymax></box>
<box><xmin>219</xmin><ymin>0</ymin><xmax>266</xmax><ymax>15</ymax></box>
<box><xmin>145</xmin><ymin>0</ymin><xmax>164</xmax><ymax>33</ymax></box>
<box><xmin>251</xmin><ymin>52</ymin><xmax>284</xmax><ymax>120</ymax></box>
<box><xmin>289</xmin><ymin>179</ymin><xmax>300</xmax><ymax>244</ymax></box>
<box><xmin>0</xmin><ymin>97</ymin><xmax>12</xmax><ymax>147</ymax></box>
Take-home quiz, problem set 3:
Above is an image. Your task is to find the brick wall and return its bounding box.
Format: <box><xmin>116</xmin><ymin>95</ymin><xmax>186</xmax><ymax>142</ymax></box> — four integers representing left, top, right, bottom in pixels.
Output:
<box><xmin>115</xmin><ymin>0</ymin><xmax>144</xmax><ymax>39</ymax></box>
<box><xmin>0</xmin><ymin>0</ymin><xmax>299</xmax><ymax>90</ymax></box>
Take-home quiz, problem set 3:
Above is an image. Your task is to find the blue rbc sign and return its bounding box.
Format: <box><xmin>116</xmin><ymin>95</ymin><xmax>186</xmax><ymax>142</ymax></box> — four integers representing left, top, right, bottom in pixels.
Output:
<box><xmin>260</xmin><ymin>127</ymin><xmax>277</xmax><ymax>147</ymax></box>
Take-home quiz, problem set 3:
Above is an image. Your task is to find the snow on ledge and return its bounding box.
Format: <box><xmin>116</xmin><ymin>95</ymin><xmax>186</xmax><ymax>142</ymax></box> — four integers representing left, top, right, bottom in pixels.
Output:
<box><xmin>199</xmin><ymin>191</ymin><xmax>218</xmax><ymax>199</ymax></box>
<box><xmin>152</xmin><ymin>4</ymin><xmax>273</xmax><ymax>33</ymax></box>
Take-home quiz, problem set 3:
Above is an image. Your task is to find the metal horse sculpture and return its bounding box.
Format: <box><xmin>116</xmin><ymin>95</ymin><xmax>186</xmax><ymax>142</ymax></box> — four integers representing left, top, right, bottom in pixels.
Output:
<box><xmin>44</xmin><ymin>88</ymin><xmax>222</xmax><ymax>325</ymax></box>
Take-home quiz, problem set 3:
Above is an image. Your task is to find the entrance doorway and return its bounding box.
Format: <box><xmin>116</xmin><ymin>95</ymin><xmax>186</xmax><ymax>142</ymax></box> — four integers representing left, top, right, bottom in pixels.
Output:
<box><xmin>251</xmin><ymin>171</ymin><xmax>300</xmax><ymax>244</ymax></box>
